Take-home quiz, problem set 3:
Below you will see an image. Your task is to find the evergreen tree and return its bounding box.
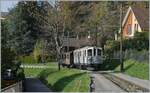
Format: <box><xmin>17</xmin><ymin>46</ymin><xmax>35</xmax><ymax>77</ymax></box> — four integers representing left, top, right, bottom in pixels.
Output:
<box><xmin>7</xmin><ymin>1</ymin><xmax>51</xmax><ymax>55</ymax></box>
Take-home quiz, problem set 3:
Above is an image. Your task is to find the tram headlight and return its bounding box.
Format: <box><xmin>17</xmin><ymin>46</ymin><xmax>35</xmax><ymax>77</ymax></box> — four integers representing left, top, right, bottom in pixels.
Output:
<box><xmin>87</xmin><ymin>57</ymin><xmax>92</xmax><ymax>62</ymax></box>
<box><xmin>88</xmin><ymin>57</ymin><xmax>91</xmax><ymax>60</ymax></box>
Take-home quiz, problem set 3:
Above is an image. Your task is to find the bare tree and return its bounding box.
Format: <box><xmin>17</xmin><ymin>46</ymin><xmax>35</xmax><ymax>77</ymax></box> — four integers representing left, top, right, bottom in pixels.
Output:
<box><xmin>27</xmin><ymin>1</ymin><xmax>65</xmax><ymax>70</ymax></box>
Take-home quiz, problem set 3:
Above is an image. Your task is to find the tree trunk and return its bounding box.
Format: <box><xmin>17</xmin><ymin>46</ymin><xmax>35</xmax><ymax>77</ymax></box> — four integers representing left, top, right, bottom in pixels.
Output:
<box><xmin>57</xmin><ymin>53</ymin><xmax>61</xmax><ymax>71</ymax></box>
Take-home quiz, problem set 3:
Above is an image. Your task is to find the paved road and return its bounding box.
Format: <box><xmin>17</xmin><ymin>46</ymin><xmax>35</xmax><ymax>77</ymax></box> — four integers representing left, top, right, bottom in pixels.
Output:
<box><xmin>24</xmin><ymin>78</ymin><xmax>51</xmax><ymax>92</ymax></box>
<box><xmin>91</xmin><ymin>72</ymin><xmax>124</xmax><ymax>92</ymax></box>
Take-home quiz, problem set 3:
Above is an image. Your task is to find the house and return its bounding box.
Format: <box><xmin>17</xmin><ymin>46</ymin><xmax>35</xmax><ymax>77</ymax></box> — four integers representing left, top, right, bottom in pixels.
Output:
<box><xmin>121</xmin><ymin>6</ymin><xmax>149</xmax><ymax>38</ymax></box>
<box><xmin>0</xmin><ymin>12</ymin><xmax>8</xmax><ymax>20</ymax></box>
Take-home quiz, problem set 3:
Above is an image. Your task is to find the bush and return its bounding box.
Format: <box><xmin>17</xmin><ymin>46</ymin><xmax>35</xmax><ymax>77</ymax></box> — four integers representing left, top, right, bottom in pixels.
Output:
<box><xmin>17</xmin><ymin>54</ymin><xmax>56</xmax><ymax>64</ymax></box>
<box><xmin>105</xmin><ymin>32</ymin><xmax>148</xmax><ymax>55</ymax></box>
<box><xmin>123</xmin><ymin>37</ymin><xmax>148</xmax><ymax>51</ymax></box>
<box><xmin>32</xmin><ymin>39</ymin><xmax>57</xmax><ymax>63</ymax></box>
<box><xmin>1</xmin><ymin>47</ymin><xmax>25</xmax><ymax>84</ymax></box>
<box><xmin>101</xmin><ymin>58</ymin><xmax>120</xmax><ymax>70</ymax></box>
<box><xmin>1</xmin><ymin>47</ymin><xmax>16</xmax><ymax>72</ymax></box>
<box><xmin>33</xmin><ymin>39</ymin><xmax>43</xmax><ymax>63</ymax></box>
<box><xmin>45</xmin><ymin>55</ymin><xmax>56</xmax><ymax>62</ymax></box>
<box><xmin>17</xmin><ymin>55</ymin><xmax>36</xmax><ymax>64</ymax></box>
<box><xmin>16</xmin><ymin>68</ymin><xmax>25</xmax><ymax>80</ymax></box>
<box><xmin>134</xmin><ymin>31</ymin><xmax>148</xmax><ymax>39</ymax></box>
<box><xmin>104</xmin><ymin>40</ymin><xmax>120</xmax><ymax>57</ymax></box>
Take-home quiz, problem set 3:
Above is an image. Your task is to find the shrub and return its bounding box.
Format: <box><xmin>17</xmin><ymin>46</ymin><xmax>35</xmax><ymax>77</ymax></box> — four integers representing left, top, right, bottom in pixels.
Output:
<box><xmin>104</xmin><ymin>40</ymin><xmax>120</xmax><ymax>57</ymax></box>
<box><xmin>33</xmin><ymin>39</ymin><xmax>43</xmax><ymax>63</ymax></box>
<box><xmin>17</xmin><ymin>55</ymin><xmax>36</xmax><ymax>64</ymax></box>
<box><xmin>1</xmin><ymin>47</ymin><xmax>24</xmax><ymax>83</ymax></box>
<box><xmin>105</xmin><ymin>32</ymin><xmax>148</xmax><ymax>54</ymax></box>
<box><xmin>1</xmin><ymin>47</ymin><xmax>16</xmax><ymax>72</ymax></box>
<box><xmin>101</xmin><ymin>58</ymin><xmax>120</xmax><ymax>70</ymax></box>
<box><xmin>16</xmin><ymin>68</ymin><xmax>25</xmax><ymax>80</ymax></box>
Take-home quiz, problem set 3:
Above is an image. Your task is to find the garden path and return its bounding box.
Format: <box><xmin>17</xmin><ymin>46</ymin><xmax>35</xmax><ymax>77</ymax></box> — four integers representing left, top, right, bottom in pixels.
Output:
<box><xmin>24</xmin><ymin>78</ymin><xmax>52</xmax><ymax>92</ymax></box>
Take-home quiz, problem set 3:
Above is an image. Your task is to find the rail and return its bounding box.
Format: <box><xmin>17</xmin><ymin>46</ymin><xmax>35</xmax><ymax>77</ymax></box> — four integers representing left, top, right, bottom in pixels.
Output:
<box><xmin>103</xmin><ymin>73</ymin><xmax>149</xmax><ymax>92</ymax></box>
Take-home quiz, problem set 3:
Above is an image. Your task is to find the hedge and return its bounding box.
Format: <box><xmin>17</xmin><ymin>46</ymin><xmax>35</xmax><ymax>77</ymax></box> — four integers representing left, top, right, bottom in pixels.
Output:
<box><xmin>105</xmin><ymin>32</ymin><xmax>148</xmax><ymax>54</ymax></box>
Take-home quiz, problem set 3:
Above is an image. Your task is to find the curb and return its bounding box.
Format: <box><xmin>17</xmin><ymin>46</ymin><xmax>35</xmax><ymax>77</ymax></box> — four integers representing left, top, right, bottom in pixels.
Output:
<box><xmin>103</xmin><ymin>73</ymin><xmax>149</xmax><ymax>92</ymax></box>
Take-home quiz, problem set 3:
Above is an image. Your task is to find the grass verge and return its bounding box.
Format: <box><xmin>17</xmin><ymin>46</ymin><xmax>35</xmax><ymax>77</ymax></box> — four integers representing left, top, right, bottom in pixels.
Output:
<box><xmin>115</xmin><ymin>59</ymin><xmax>149</xmax><ymax>80</ymax></box>
<box><xmin>23</xmin><ymin>62</ymin><xmax>90</xmax><ymax>92</ymax></box>
<box><xmin>39</xmin><ymin>68</ymin><xmax>90</xmax><ymax>92</ymax></box>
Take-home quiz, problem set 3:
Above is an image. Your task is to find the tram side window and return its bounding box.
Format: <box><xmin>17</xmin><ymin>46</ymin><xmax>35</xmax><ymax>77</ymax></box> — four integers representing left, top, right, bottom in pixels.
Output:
<box><xmin>79</xmin><ymin>52</ymin><xmax>81</xmax><ymax>56</ymax></box>
<box><xmin>61</xmin><ymin>54</ymin><xmax>63</xmax><ymax>59</ymax></box>
<box><xmin>97</xmin><ymin>49</ymin><xmax>101</xmax><ymax>56</ymax></box>
<box><xmin>64</xmin><ymin>54</ymin><xmax>66</xmax><ymax>58</ymax></box>
<box><xmin>94</xmin><ymin>48</ymin><xmax>96</xmax><ymax>56</ymax></box>
<box><xmin>88</xmin><ymin>49</ymin><xmax>92</xmax><ymax>56</ymax></box>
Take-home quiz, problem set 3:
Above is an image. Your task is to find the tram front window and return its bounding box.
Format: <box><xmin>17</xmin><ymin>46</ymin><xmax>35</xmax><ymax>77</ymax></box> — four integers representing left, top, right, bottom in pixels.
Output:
<box><xmin>88</xmin><ymin>49</ymin><xmax>92</xmax><ymax>56</ymax></box>
<box><xmin>97</xmin><ymin>49</ymin><xmax>101</xmax><ymax>56</ymax></box>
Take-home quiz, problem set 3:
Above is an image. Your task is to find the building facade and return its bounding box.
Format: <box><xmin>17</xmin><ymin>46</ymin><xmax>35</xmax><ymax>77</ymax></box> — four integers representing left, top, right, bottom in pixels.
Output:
<box><xmin>122</xmin><ymin>7</ymin><xmax>149</xmax><ymax>38</ymax></box>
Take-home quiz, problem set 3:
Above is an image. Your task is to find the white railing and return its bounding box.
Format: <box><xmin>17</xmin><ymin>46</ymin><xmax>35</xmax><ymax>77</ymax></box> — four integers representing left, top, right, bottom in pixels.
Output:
<box><xmin>1</xmin><ymin>81</ymin><xmax>23</xmax><ymax>92</ymax></box>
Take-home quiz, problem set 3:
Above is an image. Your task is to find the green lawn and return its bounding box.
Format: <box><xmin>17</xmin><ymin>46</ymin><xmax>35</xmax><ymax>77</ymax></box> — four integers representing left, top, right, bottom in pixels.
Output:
<box><xmin>23</xmin><ymin>62</ymin><xmax>57</xmax><ymax>78</ymax></box>
<box><xmin>24</xmin><ymin>68</ymin><xmax>44</xmax><ymax>77</ymax></box>
<box><xmin>115</xmin><ymin>59</ymin><xmax>149</xmax><ymax>80</ymax></box>
<box><xmin>23</xmin><ymin>62</ymin><xmax>90</xmax><ymax>92</ymax></box>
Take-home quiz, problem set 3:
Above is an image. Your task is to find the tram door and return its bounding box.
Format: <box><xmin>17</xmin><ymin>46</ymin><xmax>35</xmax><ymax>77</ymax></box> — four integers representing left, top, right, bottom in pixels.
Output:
<box><xmin>87</xmin><ymin>49</ymin><xmax>92</xmax><ymax>64</ymax></box>
<box><xmin>70</xmin><ymin>52</ymin><xmax>74</xmax><ymax>65</ymax></box>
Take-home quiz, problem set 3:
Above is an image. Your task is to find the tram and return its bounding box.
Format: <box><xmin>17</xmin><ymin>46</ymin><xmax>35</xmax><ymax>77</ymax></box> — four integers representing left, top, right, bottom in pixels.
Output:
<box><xmin>62</xmin><ymin>46</ymin><xmax>104</xmax><ymax>70</ymax></box>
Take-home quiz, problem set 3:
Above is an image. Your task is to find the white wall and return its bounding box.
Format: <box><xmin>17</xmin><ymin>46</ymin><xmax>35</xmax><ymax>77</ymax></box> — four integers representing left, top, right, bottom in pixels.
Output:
<box><xmin>131</xmin><ymin>11</ymin><xmax>142</xmax><ymax>36</ymax></box>
<box><xmin>125</xmin><ymin>10</ymin><xmax>142</xmax><ymax>38</ymax></box>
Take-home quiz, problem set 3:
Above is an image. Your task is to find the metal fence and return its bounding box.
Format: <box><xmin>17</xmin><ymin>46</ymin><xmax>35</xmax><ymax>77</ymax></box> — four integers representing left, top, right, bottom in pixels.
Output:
<box><xmin>1</xmin><ymin>81</ymin><xmax>23</xmax><ymax>92</ymax></box>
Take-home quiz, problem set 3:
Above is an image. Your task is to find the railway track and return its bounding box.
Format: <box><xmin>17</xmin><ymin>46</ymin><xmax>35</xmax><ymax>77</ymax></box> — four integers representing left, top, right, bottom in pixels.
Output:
<box><xmin>89</xmin><ymin>71</ymin><xmax>125</xmax><ymax>92</ymax></box>
<box><xmin>81</xmin><ymin>70</ymin><xmax>149</xmax><ymax>92</ymax></box>
<box><xmin>103</xmin><ymin>73</ymin><xmax>149</xmax><ymax>92</ymax></box>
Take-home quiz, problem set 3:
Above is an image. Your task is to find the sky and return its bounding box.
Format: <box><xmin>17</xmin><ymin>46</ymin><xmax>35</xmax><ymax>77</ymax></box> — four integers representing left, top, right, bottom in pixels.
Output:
<box><xmin>1</xmin><ymin>0</ymin><xmax>18</xmax><ymax>12</ymax></box>
<box><xmin>0</xmin><ymin>0</ymin><xmax>56</xmax><ymax>12</ymax></box>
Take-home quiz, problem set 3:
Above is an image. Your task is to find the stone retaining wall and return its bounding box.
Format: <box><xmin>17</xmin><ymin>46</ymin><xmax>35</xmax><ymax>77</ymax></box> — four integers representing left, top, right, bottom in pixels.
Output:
<box><xmin>1</xmin><ymin>81</ymin><xmax>23</xmax><ymax>92</ymax></box>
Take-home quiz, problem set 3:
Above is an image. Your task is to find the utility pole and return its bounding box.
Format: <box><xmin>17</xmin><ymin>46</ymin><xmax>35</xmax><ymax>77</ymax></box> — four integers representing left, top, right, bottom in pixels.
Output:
<box><xmin>67</xmin><ymin>31</ymin><xmax>69</xmax><ymax>52</ymax></box>
<box><xmin>120</xmin><ymin>3</ymin><xmax>124</xmax><ymax>72</ymax></box>
<box><xmin>95</xmin><ymin>25</ymin><xmax>97</xmax><ymax>46</ymax></box>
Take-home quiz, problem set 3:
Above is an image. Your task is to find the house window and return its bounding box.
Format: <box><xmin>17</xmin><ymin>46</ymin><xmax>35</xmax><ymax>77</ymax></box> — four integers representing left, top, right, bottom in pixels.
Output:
<box><xmin>136</xmin><ymin>24</ymin><xmax>138</xmax><ymax>31</ymax></box>
<box><xmin>134</xmin><ymin>24</ymin><xmax>136</xmax><ymax>31</ymax></box>
<box><xmin>127</xmin><ymin>24</ymin><xmax>132</xmax><ymax>35</ymax></box>
<box><xmin>134</xmin><ymin>24</ymin><xmax>138</xmax><ymax>31</ymax></box>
